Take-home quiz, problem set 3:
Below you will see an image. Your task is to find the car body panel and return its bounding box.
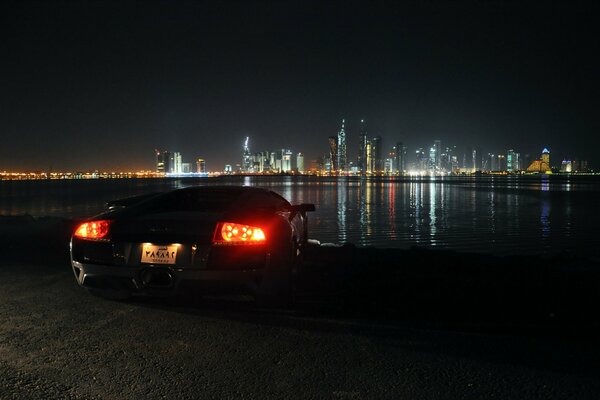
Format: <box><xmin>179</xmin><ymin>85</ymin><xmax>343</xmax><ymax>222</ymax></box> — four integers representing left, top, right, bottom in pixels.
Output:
<box><xmin>70</xmin><ymin>186</ymin><xmax>313</xmax><ymax>298</ymax></box>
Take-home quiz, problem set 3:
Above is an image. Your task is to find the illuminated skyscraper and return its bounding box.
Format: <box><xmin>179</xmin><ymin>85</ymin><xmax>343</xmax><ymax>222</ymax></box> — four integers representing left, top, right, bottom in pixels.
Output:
<box><xmin>541</xmin><ymin>148</ymin><xmax>550</xmax><ymax>165</ymax></box>
<box><xmin>497</xmin><ymin>154</ymin><xmax>506</xmax><ymax>171</ymax></box>
<box><xmin>526</xmin><ymin>148</ymin><xmax>552</xmax><ymax>173</ymax></box>
<box><xmin>429</xmin><ymin>146</ymin><xmax>436</xmax><ymax>171</ymax></box>
<box><xmin>173</xmin><ymin>152</ymin><xmax>182</xmax><ymax>173</ymax></box>
<box><xmin>337</xmin><ymin>119</ymin><xmax>347</xmax><ymax>171</ymax></box>
<box><xmin>366</xmin><ymin>140</ymin><xmax>373</xmax><ymax>173</ymax></box>
<box><xmin>242</xmin><ymin>137</ymin><xmax>252</xmax><ymax>172</ymax></box>
<box><xmin>282</xmin><ymin>150</ymin><xmax>293</xmax><ymax>172</ymax></box>
<box><xmin>296</xmin><ymin>153</ymin><xmax>304</xmax><ymax>173</ymax></box>
<box><xmin>328</xmin><ymin>136</ymin><xmax>338</xmax><ymax>172</ymax></box>
<box><xmin>489</xmin><ymin>154</ymin><xmax>498</xmax><ymax>171</ymax></box>
<box><xmin>394</xmin><ymin>142</ymin><xmax>405</xmax><ymax>174</ymax></box>
<box><xmin>155</xmin><ymin>150</ymin><xmax>168</xmax><ymax>173</ymax></box>
<box><xmin>358</xmin><ymin>119</ymin><xmax>367</xmax><ymax>174</ymax></box>
<box><xmin>196</xmin><ymin>158</ymin><xmax>206</xmax><ymax>173</ymax></box>
<box><xmin>433</xmin><ymin>140</ymin><xmax>441</xmax><ymax>170</ymax></box>
<box><xmin>372</xmin><ymin>135</ymin><xmax>382</xmax><ymax>172</ymax></box>
<box><xmin>416</xmin><ymin>148</ymin><xmax>428</xmax><ymax>171</ymax></box>
<box><xmin>506</xmin><ymin>149</ymin><xmax>521</xmax><ymax>172</ymax></box>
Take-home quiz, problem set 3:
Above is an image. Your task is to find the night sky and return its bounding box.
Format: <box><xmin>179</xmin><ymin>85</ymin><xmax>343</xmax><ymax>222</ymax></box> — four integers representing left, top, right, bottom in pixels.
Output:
<box><xmin>2</xmin><ymin>0</ymin><xmax>599</xmax><ymax>171</ymax></box>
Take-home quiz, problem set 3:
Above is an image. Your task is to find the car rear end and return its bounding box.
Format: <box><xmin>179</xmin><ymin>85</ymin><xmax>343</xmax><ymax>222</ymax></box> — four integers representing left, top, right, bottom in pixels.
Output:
<box><xmin>70</xmin><ymin>188</ymin><xmax>288</xmax><ymax>298</ymax></box>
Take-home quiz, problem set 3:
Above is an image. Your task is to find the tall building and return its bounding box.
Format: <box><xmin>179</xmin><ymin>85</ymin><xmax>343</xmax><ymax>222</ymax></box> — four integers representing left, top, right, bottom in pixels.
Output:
<box><xmin>196</xmin><ymin>158</ymin><xmax>206</xmax><ymax>173</ymax></box>
<box><xmin>497</xmin><ymin>154</ymin><xmax>506</xmax><ymax>171</ymax></box>
<box><xmin>271</xmin><ymin>149</ymin><xmax>285</xmax><ymax>172</ymax></box>
<box><xmin>337</xmin><ymin>119</ymin><xmax>347</xmax><ymax>172</ymax></box>
<box><xmin>328</xmin><ymin>136</ymin><xmax>338</xmax><ymax>172</ymax></box>
<box><xmin>254</xmin><ymin>151</ymin><xmax>271</xmax><ymax>172</ymax></box>
<box><xmin>394</xmin><ymin>142</ymin><xmax>405</xmax><ymax>174</ymax></box>
<box><xmin>415</xmin><ymin>148</ymin><xmax>428</xmax><ymax>171</ymax></box>
<box><xmin>433</xmin><ymin>140</ymin><xmax>442</xmax><ymax>170</ymax></box>
<box><xmin>155</xmin><ymin>150</ymin><xmax>168</xmax><ymax>173</ymax></box>
<box><xmin>372</xmin><ymin>135</ymin><xmax>382</xmax><ymax>173</ymax></box>
<box><xmin>472</xmin><ymin>147</ymin><xmax>481</xmax><ymax>171</ymax></box>
<box><xmin>173</xmin><ymin>152</ymin><xmax>182</xmax><ymax>173</ymax></box>
<box><xmin>366</xmin><ymin>140</ymin><xmax>373</xmax><ymax>173</ymax></box>
<box><xmin>358</xmin><ymin>119</ymin><xmax>367</xmax><ymax>174</ymax></box>
<box><xmin>429</xmin><ymin>145</ymin><xmax>436</xmax><ymax>171</ymax></box>
<box><xmin>242</xmin><ymin>137</ymin><xmax>252</xmax><ymax>172</ymax></box>
<box><xmin>296</xmin><ymin>153</ymin><xmax>304</xmax><ymax>173</ymax></box>
<box><xmin>384</xmin><ymin>158</ymin><xmax>394</xmax><ymax>174</ymax></box>
<box><xmin>526</xmin><ymin>148</ymin><xmax>552</xmax><ymax>173</ymax></box>
<box><xmin>488</xmin><ymin>154</ymin><xmax>498</xmax><ymax>171</ymax></box>
<box><xmin>541</xmin><ymin>148</ymin><xmax>550</xmax><ymax>165</ymax></box>
<box><xmin>282</xmin><ymin>150</ymin><xmax>293</xmax><ymax>172</ymax></box>
<box><xmin>507</xmin><ymin>149</ymin><xmax>520</xmax><ymax>172</ymax></box>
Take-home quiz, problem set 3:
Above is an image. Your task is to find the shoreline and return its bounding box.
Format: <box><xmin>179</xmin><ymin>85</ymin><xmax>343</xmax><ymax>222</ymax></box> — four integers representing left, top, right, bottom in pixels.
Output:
<box><xmin>3</xmin><ymin>214</ymin><xmax>600</xmax><ymax>328</ymax></box>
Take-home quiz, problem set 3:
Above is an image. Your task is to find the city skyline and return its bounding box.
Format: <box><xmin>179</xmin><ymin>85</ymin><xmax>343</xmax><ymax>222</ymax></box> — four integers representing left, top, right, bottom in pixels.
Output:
<box><xmin>2</xmin><ymin>1</ymin><xmax>599</xmax><ymax>171</ymax></box>
<box><xmin>150</xmin><ymin>124</ymin><xmax>590</xmax><ymax>175</ymax></box>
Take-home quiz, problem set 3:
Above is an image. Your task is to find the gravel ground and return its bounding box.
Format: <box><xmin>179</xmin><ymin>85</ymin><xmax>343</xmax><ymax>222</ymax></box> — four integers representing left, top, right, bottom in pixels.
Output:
<box><xmin>2</xmin><ymin>217</ymin><xmax>600</xmax><ymax>399</ymax></box>
<box><xmin>2</xmin><ymin>259</ymin><xmax>600</xmax><ymax>399</ymax></box>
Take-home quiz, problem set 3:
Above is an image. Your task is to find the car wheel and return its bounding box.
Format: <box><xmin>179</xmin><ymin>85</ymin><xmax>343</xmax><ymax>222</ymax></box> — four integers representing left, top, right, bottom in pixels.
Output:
<box><xmin>256</xmin><ymin>242</ymin><xmax>298</xmax><ymax>308</ymax></box>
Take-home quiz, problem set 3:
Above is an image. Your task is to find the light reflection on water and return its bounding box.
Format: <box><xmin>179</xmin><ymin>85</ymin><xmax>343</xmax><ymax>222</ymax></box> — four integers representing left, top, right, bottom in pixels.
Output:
<box><xmin>1</xmin><ymin>175</ymin><xmax>599</xmax><ymax>258</ymax></box>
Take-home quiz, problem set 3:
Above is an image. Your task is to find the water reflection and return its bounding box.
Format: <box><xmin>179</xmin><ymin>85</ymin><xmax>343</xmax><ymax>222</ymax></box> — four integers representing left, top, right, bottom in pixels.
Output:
<box><xmin>337</xmin><ymin>178</ymin><xmax>347</xmax><ymax>243</ymax></box>
<box><xmin>1</xmin><ymin>175</ymin><xmax>599</xmax><ymax>258</ymax></box>
<box><xmin>540</xmin><ymin>198</ymin><xmax>551</xmax><ymax>238</ymax></box>
<box><xmin>429</xmin><ymin>181</ymin><xmax>437</xmax><ymax>245</ymax></box>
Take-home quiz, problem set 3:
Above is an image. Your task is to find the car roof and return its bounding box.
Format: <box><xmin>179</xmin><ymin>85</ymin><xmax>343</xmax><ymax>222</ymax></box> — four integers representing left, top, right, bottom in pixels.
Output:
<box><xmin>174</xmin><ymin>185</ymin><xmax>272</xmax><ymax>193</ymax></box>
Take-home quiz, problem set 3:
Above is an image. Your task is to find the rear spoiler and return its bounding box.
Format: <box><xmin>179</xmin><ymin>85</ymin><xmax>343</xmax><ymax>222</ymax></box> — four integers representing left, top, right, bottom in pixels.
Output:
<box><xmin>288</xmin><ymin>203</ymin><xmax>315</xmax><ymax>218</ymax></box>
<box><xmin>292</xmin><ymin>203</ymin><xmax>316</xmax><ymax>213</ymax></box>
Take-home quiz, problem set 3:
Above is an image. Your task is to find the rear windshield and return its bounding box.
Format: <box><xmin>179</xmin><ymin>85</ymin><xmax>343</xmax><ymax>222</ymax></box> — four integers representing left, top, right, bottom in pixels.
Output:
<box><xmin>150</xmin><ymin>188</ymin><xmax>242</xmax><ymax>212</ymax></box>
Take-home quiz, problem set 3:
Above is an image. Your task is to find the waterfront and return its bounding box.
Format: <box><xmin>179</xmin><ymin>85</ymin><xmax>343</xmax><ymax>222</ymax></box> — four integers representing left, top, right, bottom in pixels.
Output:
<box><xmin>1</xmin><ymin>175</ymin><xmax>599</xmax><ymax>258</ymax></box>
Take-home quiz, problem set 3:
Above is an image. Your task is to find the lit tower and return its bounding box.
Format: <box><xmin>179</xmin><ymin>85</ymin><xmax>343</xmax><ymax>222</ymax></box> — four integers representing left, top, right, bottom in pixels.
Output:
<box><xmin>296</xmin><ymin>153</ymin><xmax>304</xmax><ymax>173</ymax></box>
<box><xmin>507</xmin><ymin>149</ymin><xmax>521</xmax><ymax>172</ymax></box>
<box><xmin>196</xmin><ymin>158</ymin><xmax>206</xmax><ymax>173</ymax></box>
<box><xmin>541</xmin><ymin>148</ymin><xmax>550</xmax><ymax>166</ymax></box>
<box><xmin>155</xmin><ymin>149</ymin><xmax>165</xmax><ymax>173</ymax></box>
<box><xmin>366</xmin><ymin>140</ymin><xmax>373</xmax><ymax>173</ymax></box>
<box><xmin>328</xmin><ymin>136</ymin><xmax>338</xmax><ymax>172</ymax></box>
<box><xmin>394</xmin><ymin>142</ymin><xmax>405</xmax><ymax>174</ymax></box>
<box><xmin>372</xmin><ymin>135</ymin><xmax>382</xmax><ymax>173</ymax></box>
<box><xmin>433</xmin><ymin>140</ymin><xmax>441</xmax><ymax>170</ymax></box>
<box><xmin>337</xmin><ymin>119</ymin><xmax>347</xmax><ymax>172</ymax></box>
<box><xmin>242</xmin><ymin>137</ymin><xmax>252</xmax><ymax>172</ymax></box>
<box><xmin>358</xmin><ymin>119</ymin><xmax>367</xmax><ymax>174</ymax></box>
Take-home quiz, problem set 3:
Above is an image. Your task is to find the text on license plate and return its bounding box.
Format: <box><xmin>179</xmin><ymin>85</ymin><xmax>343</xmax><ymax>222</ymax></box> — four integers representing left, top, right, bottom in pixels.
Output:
<box><xmin>141</xmin><ymin>244</ymin><xmax>178</xmax><ymax>264</ymax></box>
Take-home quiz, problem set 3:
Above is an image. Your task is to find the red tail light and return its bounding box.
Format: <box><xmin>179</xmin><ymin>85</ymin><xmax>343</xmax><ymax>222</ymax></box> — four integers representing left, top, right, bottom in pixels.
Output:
<box><xmin>213</xmin><ymin>222</ymin><xmax>266</xmax><ymax>245</ymax></box>
<box><xmin>74</xmin><ymin>220</ymin><xmax>112</xmax><ymax>240</ymax></box>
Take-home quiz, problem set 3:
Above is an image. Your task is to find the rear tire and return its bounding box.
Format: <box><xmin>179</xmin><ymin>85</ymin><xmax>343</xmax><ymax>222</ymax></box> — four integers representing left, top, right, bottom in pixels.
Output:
<box><xmin>256</xmin><ymin>243</ymin><xmax>299</xmax><ymax>308</ymax></box>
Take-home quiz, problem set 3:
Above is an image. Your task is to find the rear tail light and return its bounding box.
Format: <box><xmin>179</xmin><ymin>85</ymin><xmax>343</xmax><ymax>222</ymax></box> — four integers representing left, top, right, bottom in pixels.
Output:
<box><xmin>213</xmin><ymin>222</ymin><xmax>266</xmax><ymax>245</ymax></box>
<box><xmin>74</xmin><ymin>220</ymin><xmax>112</xmax><ymax>240</ymax></box>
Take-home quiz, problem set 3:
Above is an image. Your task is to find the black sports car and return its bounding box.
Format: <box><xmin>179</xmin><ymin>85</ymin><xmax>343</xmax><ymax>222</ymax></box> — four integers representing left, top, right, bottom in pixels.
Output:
<box><xmin>70</xmin><ymin>186</ymin><xmax>315</xmax><ymax>302</ymax></box>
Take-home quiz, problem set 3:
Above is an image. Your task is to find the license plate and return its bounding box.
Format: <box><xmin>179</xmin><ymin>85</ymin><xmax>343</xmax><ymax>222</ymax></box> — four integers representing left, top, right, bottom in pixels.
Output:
<box><xmin>141</xmin><ymin>244</ymin><xmax>178</xmax><ymax>265</ymax></box>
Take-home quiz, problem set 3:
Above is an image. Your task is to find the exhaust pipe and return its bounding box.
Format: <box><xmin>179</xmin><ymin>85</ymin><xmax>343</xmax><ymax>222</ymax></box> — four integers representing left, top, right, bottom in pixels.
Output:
<box><xmin>140</xmin><ymin>269</ymin><xmax>173</xmax><ymax>287</ymax></box>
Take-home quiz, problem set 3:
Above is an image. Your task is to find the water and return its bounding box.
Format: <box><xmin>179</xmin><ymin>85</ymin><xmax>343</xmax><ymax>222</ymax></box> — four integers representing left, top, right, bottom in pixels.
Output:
<box><xmin>1</xmin><ymin>175</ymin><xmax>599</xmax><ymax>258</ymax></box>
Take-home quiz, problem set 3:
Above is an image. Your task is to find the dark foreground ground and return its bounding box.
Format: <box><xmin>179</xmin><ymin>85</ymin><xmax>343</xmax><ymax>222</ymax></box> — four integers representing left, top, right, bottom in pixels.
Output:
<box><xmin>2</xmin><ymin>216</ymin><xmax>600</xmax><ymax>399</ymax></box>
